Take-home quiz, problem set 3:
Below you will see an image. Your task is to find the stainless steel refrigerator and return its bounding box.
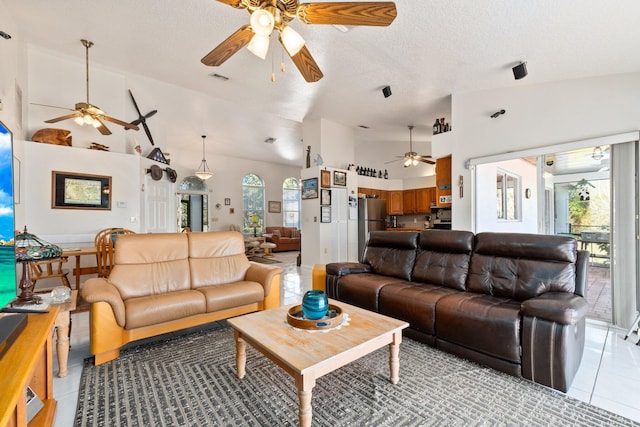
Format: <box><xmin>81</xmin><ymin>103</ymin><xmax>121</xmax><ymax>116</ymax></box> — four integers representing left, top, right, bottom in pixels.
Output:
<box><xmin>358</xmin><ymin>198</ymin><xmax>387</xmax><ymax>260</ymax></box>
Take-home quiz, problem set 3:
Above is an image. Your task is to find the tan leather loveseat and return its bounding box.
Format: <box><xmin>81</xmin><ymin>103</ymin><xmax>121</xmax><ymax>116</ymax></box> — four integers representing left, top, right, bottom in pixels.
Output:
<box><xmin>81</xmin><ymin>231</ymin><xmax>282</xmax><ymax>365</ymax></box>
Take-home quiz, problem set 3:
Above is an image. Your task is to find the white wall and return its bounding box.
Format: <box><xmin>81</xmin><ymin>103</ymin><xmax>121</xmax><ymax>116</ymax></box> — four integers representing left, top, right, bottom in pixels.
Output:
<box><xmin>475</xmin><ymin>158</ymin><xmax>538</xmax><ymax>233</ymax></box>
<box><xmin>433</xmin><ymin>72</ymin><xmax>640</xmax><ymax>231</ymax></box>
<box><xmin>22</xmin><ymin>141</ymin><xmax>142</xmax><ymax>243</ymax></box>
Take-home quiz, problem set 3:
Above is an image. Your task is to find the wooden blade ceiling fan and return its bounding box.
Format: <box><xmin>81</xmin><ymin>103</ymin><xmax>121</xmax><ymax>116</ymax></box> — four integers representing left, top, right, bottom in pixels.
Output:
<box><xmin>36</xmin><ymin>40</ymin><xmax>140</xmax><ymax>136</ymax></box>
<box><xmin>385</xmin><ymin>126</ymin><xmax>435</xmax><ymax>167</ymax></box>
<box><xmin>201</xmin><ymin>1</ymin><xmax>397</xmax><ymax>82</ymax></box>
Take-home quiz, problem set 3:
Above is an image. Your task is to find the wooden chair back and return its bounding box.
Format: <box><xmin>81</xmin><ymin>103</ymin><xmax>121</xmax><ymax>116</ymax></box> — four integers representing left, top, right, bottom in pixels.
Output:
<box><xmin>94</xmin><ymin>228</ymin><xmax>136</xmax><ymax>278</ymax></box>
<box><xmin>29</xmin><ymin>256</ymin><xmax>71</xmax><ymax>290</ymax></box>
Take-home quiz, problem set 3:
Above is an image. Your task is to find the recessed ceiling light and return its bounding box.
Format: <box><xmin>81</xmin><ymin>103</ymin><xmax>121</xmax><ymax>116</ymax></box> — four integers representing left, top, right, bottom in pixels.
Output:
<box><xmin>209</xmin><ymin>73</ymin><xmax>230</xmax><ymax>81</ymax></box>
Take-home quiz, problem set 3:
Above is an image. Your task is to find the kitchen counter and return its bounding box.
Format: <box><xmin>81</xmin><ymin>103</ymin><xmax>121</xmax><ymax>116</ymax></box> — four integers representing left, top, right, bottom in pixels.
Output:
<box><xmin>385</xmin><ymin>227</ymin><xmax>426</xmax><ymax>231</ymax></box>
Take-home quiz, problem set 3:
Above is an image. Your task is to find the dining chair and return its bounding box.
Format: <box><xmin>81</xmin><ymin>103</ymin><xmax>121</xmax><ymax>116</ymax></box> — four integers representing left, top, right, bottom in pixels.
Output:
<box><xmin>29</xmin><ymin>256</ymin><xmax>71</xmax><ymax>290</ymax></box>
<box><xmin>94</xmin><ymin>228</ymin><xmax>136</xmax><ymax>278</ymax></box>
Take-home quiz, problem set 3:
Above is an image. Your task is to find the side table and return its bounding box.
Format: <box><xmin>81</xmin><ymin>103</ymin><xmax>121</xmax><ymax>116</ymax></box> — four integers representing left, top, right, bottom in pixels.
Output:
<box><xmin>53</xmin><ymin>290</ymin><xmax>77</xmax><ymax>377</ymax></box>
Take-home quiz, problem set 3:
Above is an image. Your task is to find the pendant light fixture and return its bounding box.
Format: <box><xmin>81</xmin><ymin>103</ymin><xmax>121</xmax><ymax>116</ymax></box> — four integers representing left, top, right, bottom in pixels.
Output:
<box><xmin>195</xmin><ymin>135</ymin><xmax>213</xmax><ymax>180</ymax></box>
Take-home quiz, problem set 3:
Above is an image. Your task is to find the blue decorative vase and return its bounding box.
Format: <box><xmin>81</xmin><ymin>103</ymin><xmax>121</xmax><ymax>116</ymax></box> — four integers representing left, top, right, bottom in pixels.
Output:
<box><xmin>302</xmin><ymin>290</ymin><xmax>329</xmax><ymax>320</ymax></box>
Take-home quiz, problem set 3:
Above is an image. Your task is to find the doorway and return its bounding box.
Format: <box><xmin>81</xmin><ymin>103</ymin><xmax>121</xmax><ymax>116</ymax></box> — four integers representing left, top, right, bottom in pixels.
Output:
<box><xmin>474</xmin><ymin>145</ymin><xmax>615</xmax><ymax>323</ymax></box>
<box><xmin>177</xmin><ymin>176</ymin><xmax>209</xmax><ymax>232</ymax></box>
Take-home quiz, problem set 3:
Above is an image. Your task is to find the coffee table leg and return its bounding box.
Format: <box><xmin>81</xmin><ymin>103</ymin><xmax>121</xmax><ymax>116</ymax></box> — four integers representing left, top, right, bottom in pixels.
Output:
<box><xmin>234</xmin><ymin>330</ymin><xmax>246</xmax><ymax>379</ymax></box>
<box><xmin>295</xmin><ymin>374</ymin><xmax>315</xmax><ymax>427</ymax></box>
<box><xmin>389</xmin><ymin>330</ymin><xmax>402</xmax><ymax>384</ymax></box>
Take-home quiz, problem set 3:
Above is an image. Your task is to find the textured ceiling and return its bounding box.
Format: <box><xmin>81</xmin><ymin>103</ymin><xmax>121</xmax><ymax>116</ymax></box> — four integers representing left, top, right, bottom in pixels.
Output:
<box><xmin>5</xmin><ymin>0</ymin><xmax>640</xmax><ymax>167</ymax></box>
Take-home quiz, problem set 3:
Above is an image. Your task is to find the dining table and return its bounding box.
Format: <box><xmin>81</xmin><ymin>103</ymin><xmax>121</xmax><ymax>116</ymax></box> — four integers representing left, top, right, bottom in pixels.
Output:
<box><xmin>61</xmin><ymin>246</ymin><xmax>98</xmax><ymax>290</ymax></box>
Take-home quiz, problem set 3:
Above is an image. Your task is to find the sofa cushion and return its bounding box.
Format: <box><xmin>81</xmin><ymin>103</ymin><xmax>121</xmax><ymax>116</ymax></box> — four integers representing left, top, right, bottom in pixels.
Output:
<box><xmin>109</xmin><ymin>233</ymin><xmax>191</xmax><ymax>300</ymax></box>
<box><xmin>379</xmin><ymin>281</ymin><xmax>458</xmax><ymax>335</ymax></box>
<box><xmin>333</xmin><ymin>273</ymin><xmax>404</xmax><ymax>312</ymax></box>
<box><xmin>362</xmin><ymin>231</ymin><xmax>418</xmax><ymax>280</ymax></box>
<box><xmin>271</xmin><ymin>229</ymin><xmax>282</xmax><ymax>237</ymax></box>
<box><xmin>436</xmin><ymin>292</ymin><xmax>522</xmax><ymax>363</ymax></box>
<box><xmin>467</xmin><ymin>233</ymin><xmax>578</xmax><ymax>300</ymax></box>
<box><xmin>412</xmin><ymin>230</ymin><xmax>474</xmax><ymax>291</ymax></box>
<box><xmin>197</xmin><ymin>281</ymin><xmax>265</xmax><ymax>312</ymax></box>
<box><xmin>188</xmin><ymin>231</ymin><xmax>251</xmax><ymax>288</ymax></box>
<box><xmin>124</xmin><ymin>289</ymin><xmax>206</xmax><ymax>329</ymax></box>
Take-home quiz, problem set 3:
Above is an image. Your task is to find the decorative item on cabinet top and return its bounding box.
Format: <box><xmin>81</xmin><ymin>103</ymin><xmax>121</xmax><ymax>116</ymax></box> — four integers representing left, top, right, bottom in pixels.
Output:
<box><xmin>147</xmin><ymin>147</ymin><xmax>169</xmax><ymax>164</ymax></box>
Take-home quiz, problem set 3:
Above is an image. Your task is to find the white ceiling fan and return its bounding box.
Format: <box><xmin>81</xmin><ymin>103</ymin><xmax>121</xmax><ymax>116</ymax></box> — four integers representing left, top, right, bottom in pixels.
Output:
<box><xmin>385</xmin><ymin>125</ymin><xmax>435</xmax><ymax>167</ymax></box>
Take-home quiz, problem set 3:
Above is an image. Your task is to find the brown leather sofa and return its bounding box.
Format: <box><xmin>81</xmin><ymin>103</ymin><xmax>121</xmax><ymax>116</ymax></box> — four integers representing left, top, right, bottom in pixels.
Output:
<box><xmin>263</xmin><ymin>226</ymin><xmax>301</xmax><ymax>252</ymax></box>
<box><xmin>81</xmin><ymin>231</ymin><xmax>282</xmax><ymax>365</ymax></box>
<box><xmin>318</xmin><ymin>230</ymin><xmax>588</xmax><ymax>392</ymax></box>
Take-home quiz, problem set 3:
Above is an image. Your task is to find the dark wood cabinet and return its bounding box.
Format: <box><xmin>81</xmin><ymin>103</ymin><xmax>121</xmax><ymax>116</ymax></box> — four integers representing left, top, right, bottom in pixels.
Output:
<box><xmin>403</xmin><ymin>189</ymin><xmax>416</xmax><ymax>214</ymax></box>
<box><xmin>387</xmin><ymin>191</ymin><xmax>403</xmax><ymax>215</ymax></box>
<box><xmin>436</xmin><ymin>156</ymin><xmax>452</xmax><ymax>207</ymax></box>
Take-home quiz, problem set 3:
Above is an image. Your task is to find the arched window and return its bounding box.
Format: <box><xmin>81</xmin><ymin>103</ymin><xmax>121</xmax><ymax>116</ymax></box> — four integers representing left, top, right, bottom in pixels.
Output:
<box><xmin>282</xmin><ymin>177</ymin><xmax>301</xmax><ymax>229</ymax></box>
<box><xmin>242</xmin><ymin>173</ymin><xmax>265</xmax><ymax>235</ymax></box>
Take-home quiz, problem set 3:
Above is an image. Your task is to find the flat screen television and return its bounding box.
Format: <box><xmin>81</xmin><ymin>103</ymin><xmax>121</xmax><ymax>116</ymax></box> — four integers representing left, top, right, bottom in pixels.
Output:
<box><xmin>0</xmin><ymin>120</ymin><xmax>16</xmax><ymax>309</ymax></box>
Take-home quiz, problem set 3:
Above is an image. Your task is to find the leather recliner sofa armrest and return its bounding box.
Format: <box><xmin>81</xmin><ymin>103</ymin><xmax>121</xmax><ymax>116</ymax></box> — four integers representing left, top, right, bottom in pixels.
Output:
<box><xmin>326</xmin><ymin>262</ymin><xmax>371</xmax><ymax>277</ymax></box>
<box><xmin>81</xmin><ymin>278</ymin><xmax>127</xmax><ymax>327</ymax></box>
<box><xmin>521</xmin><ymin>292</ymin><xmax>588</xmax><ymax>325</ymax></box>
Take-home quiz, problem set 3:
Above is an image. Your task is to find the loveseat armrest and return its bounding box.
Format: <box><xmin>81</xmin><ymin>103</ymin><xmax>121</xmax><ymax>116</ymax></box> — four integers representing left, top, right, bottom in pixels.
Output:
<box><xmin>326</xmin><ymin>262</ymin><xmax>371</xmax><ymax>277</ymax></box>
<box><xmin>521</xmin><ymin>292</ymin><xmax>588</xmax><ymax>325</ymax></box>
<box><xmin>81</xmin><ymin>278</ymin><xmax>126</xmax><ymax>327</ymax></box>
<box><xmin>246</xmin><ymin>263</ymin><xmax>283</xmax><ymax>309</ymax></box>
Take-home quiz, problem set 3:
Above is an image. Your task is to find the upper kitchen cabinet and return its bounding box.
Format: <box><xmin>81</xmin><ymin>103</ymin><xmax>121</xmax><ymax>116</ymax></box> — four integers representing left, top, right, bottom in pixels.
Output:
<box><xmin>436</xmin><ymin>156</ymin><xmax>452</xmax><ymax>207</ymax></box>
<box><xmin>388</xmin><ymin>191</ymin><xmax>403</xmax><ymax>215</ymax></box>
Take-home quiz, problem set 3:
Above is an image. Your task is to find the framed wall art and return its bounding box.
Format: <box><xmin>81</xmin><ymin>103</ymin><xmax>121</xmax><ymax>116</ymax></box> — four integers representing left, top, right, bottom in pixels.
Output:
<box><xmin>52</xmin><ymin>171</ymin><xmax>111</xmax><ymax>210</ymax></box>
<box><xmin>268</xmin><ymin>201</ymin><xmax>281</xmax><ymax>213</ymax></box>
<box><xmin>320</xmin><ymin>206</ymin><xmax>331</xmax><ymax>223</ymax></box>
<box><xmin>301</xmin><ymin>177</ymin><xmax>318</xmax><ymax>199</ymax></box>
<box><xmin>320</xmin><ymin>189</ymin><xmax>331</xmax><ymax>206</ymax></box>
<box><xmin>320</xmin><ymin>169</ymin><xmax>331</xmax><ymax>188</ymax></box>
<box><xmin>333</xmin><ymin>170</ymin><xmax>347</xmax><ymax>186</ymax></box>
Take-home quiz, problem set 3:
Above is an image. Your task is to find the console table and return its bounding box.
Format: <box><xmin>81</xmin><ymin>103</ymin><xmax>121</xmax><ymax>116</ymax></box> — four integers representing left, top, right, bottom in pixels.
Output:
<box><xmin>0</xmin><ymin>307</ymin><xmax>59</xmax><ymax>427</ymax></box>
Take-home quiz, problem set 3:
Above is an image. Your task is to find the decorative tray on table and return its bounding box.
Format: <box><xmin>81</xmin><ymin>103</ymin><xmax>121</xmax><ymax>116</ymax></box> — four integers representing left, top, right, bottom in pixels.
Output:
<box><xmin>287</xmin><ymin>304</ymin><xmax>343</xmax><ymax>330</ymax></box>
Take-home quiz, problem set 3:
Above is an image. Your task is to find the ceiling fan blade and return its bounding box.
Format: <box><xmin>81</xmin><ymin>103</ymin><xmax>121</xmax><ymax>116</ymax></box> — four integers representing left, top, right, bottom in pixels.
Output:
<box><xmin>201</xmin><ymin>25</ymin><xmax>254</xmax><ymax>66</ymax></box>
<box><xmin>130</xmin><ymin>118</ymin><xmax>142</xmax><ymax>126</ymax></box>
<box><xmin>217</xmin><ymin>0</ymin><xmax>247</xmax><ymax>8</ymax></box>
<box><xmin>142</xmin><ymin>121</ymin><xmax>155</xmax><ymax>146</ymax></box>
<box><xmin>288</xmin><ymin>45</ymin><xmax>323</xmax><ymax>82</ymax></box>
<box><xmin>32</xmin><ymin>102</ymin><xmax>75</xmax><ymax>111</ymax></box>
<box><xmin>93</xmin><ymin>117</ymin><xmax>112</xmax><ymax>136</ymax></box>
<box><xmin>44</xmin><ymin>113</ymin><xmax>80</xmax><ymax>124</ymax></box>
<box><xmin>417</xmin><ymin>158</ymin><xmax>436</xmax><ymax>165</ymax></box>
<box><xmin>297</xmin><ymin>2</ymin><xmax>397</xmax><ymax>26</ymax></box>
<box><xmin>102</xmin><ymin>115</ymin><xmax>140</xmax><ymax>131</ymax></box>
<box><xmin>384</xmin><ymin>158</ymin><xmax>402</xmax><ymax>164</ymax></box>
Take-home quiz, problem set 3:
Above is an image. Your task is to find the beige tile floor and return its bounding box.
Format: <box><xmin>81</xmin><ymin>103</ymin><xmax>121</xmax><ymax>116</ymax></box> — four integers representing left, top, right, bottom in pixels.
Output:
<box><xmin>52</xmin><ymin>253</ymin><xmax>640</xmax><ymax>426</ymax></box>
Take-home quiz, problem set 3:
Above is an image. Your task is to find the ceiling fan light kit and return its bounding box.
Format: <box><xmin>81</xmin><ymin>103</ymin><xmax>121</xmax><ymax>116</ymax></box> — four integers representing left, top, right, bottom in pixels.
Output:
<box><xmin>202</xmin><ymin>1</ymin><xmax>397</xmax><ymax>82</ymax></box>
<box><xmin>385</xmin><ymin>125</ymin><xmax>435</xmax><ymax>167</ymax></box>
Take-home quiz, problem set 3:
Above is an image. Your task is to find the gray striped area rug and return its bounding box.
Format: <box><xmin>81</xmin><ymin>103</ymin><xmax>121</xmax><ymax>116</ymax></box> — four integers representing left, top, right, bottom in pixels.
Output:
<box><xmin>74</xmin><ymin>323</ymin><xmax>637</xmax><ymax>426</ymax></box>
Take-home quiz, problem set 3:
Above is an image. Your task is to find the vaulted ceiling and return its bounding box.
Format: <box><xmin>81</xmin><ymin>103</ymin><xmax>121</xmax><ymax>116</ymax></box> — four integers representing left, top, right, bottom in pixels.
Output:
<box><xmin>6</xmin><ymin>1</ymin><xmax>640</xmax><ymax>167</ymax></box>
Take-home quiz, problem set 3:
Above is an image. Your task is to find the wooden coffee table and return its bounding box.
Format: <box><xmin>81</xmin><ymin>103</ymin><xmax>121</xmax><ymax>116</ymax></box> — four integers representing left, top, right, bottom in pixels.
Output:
<box><xmin>227</xmin><ymin>300</ymin><xmax>408</xmax><ymax>427</ymax></box>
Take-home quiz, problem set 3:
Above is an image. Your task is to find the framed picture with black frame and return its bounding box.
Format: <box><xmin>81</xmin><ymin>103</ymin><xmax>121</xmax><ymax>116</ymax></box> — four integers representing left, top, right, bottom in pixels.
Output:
<box><xmin>320</xmin><ymin>189</ymin><xmax>331</xmax><ymax>206</ymax></box>
<box><xmin>301</xmin><ymin>177</ymin><xmax>318</xmax><ymax>199</ymax></box>
<box><xmin>52</xmin><ymin>171</ymin><xmax>111</xmax><ymax>210</ymax></box>
<box><xmin>320</xmin><ymin>206</ymin><xmax>331</xmax><ymax>223</ymax></box>
<box><xmin>333</xmin><ymin>170</ymin><xmax>347</xmax><ymax>186</ymax></box>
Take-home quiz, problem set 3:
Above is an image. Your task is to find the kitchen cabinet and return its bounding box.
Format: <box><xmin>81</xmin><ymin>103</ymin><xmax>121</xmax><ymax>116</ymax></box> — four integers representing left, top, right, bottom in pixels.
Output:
<box><xmin>387</xmin><ymin>191</ymin><xmax>403</xmax><ymax>215</ymax></box>
<box><xmin>416</xmin><ymin>188</ymin><xmax>435</xmax><ymax>213</ymax></box>
<box><xmin>403</xmin><ymin>189</ymin><xmax>416</xmax><ymax>214</ymax></box>
<box><xmin>436</xmin><ymin>156</ymin><xmax>452</xmax><ymax>207</ymax></box>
